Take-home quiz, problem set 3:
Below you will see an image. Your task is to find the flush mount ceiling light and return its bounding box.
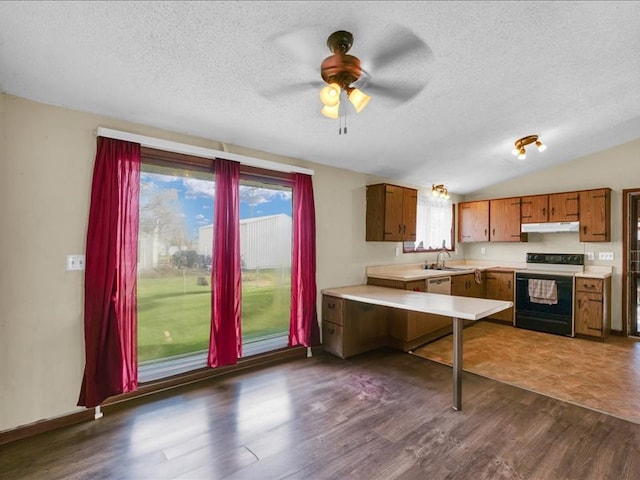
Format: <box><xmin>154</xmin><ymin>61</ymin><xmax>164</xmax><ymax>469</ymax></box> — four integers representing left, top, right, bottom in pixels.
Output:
<box><xmin>320</xmin><ymin>31</ymin><xmax>371</xmax><ymax>133</ymax></box>
<box><xmin>432</xmin><ymin>184</ymin><xmax>450</xmax><ymax>199</ymax></box>
<box><xmin>512</xmin><ymin>135</ymin><xmax>547</xmax><ymax>160</ymax></box>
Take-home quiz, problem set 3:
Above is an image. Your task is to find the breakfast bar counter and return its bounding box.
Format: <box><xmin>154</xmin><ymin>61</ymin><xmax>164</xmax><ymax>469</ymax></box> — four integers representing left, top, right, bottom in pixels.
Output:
<box><xmin>321</xmin><ymin>285</ymin><xmax>513</xmax><ymax>410</ymax></box>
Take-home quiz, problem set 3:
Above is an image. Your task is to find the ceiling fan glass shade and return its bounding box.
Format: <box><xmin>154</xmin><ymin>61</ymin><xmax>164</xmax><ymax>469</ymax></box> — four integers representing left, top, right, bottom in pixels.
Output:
<box><xmin>535</xmin><ymin>140</ymin><xmax>547</xmax><ymax>152</ymax></box>
<box><xmin>319</xmin><ymin>83</ymin><xmax>341</xmax><ymax>107</ymax></box>
<box><xmin>321</xmin><ymin>103</ymin><xmax>340</xmax><ymax>119</ymax></box>
<box><xmin>517</xmin><ymin>147</ymin><xmax>526</xmax><ymax>160</ymax></box>
<box><xmin>347</xmin><ymin>88</ymin><xmax>371</xmax><ymax>113</ymax></box>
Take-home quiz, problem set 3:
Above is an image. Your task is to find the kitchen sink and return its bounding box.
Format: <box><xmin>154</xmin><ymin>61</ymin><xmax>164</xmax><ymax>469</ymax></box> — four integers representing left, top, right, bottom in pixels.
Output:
<box><xmin>425</xmin><ymin>266</ymin><xmax>472</xmax><ymax>271</ymax></box>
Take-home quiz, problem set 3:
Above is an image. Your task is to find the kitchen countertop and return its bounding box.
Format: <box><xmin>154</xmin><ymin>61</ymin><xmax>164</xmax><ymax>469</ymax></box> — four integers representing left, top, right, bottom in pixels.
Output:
<box><xmin>366</xmin><ymin>261</ymin><xmax>523</xmax><ymax>281</ymax></box>
<box><xmin>575</xmin><ymin>266</ymin><xmax>613</xmax><ymax>279</ymax></box>
<box><xmin>366</xmin><ymin>261</ymin><xmax>613</xmax><ymax>281</ymax></box>
<box><xmin>321</xmin><ymin>284</ymin><xmax>513</xmax><ymax>321</ymax></box>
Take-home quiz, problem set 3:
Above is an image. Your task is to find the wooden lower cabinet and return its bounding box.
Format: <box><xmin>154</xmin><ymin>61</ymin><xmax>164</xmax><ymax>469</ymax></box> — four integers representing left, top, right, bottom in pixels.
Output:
<box><xmin>484</xmin><ymin>270</ymin><xmax>515</xmax><ymax>323</ymax></box>
<box><xmin>574</xmin><ymin>277</ymin><xmax>611</xmax><ymax>341</ymax></box>
<box><xmin>322</xmin><ymin>291</ymin><xmax>453</xmax><ymax>358</ymax></box>
<box><xmin>451</xmin><ymin>272</ymin><xmax>485</xmax><ymax>298</ymax></box>
<box><xmin>322</xmin><ymin>295</ymin><xmax>388</xmax><ymax>359</ymax></box>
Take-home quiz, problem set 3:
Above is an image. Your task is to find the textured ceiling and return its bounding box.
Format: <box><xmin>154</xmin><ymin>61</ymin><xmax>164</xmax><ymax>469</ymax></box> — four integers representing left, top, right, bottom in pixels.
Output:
<box><xmin>1</xmin><ymin>1</ymin><xmax>640</xmax><ymax>194</ymax></box>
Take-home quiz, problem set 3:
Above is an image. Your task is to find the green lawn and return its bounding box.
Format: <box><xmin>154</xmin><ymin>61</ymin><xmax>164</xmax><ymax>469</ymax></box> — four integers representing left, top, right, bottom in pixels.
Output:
<box><xmin>137</xmin><ymin>269</ymin><xmax>290</xmax><ymax>362</ymax></box>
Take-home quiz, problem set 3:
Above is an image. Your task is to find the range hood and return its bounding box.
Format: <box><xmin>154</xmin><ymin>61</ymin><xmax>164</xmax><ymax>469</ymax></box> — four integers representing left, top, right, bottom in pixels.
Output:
<box><xmin>521</xmin><ymin>221</ymin><xmax>579</xmax><ymax>233</ymax></box>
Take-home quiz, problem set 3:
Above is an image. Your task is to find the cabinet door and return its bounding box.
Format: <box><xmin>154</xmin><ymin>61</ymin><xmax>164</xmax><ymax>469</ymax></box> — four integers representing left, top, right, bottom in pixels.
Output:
<box><xmin>450</xmin><ymin>273</ymin><xmax>470</xmax><ymax>296</ymax></box>
<box><xmin>458</xmin><ymin>201</ymin><xmax>489</xmax><ymax>242</ymax></box>
<box><xmin>579</xmin><ymin>188</ymin><xmax>611</xmax><ymax>242</ymax></box>
<box><xmin>467</xmin><ymin>272</ymin><xmax>486</xmax><ymax>298</ymax></box>
<box><xmin>575</xmin><ymin>291</ymin><xmax>603</xmax><ymax>336</ymax></box>
<box><xmin>548</xmin><ymin>192</ymin><xmax>579</xmax><ymax>222</ymax></box>
<box><xmin>402</xmin><ymin>187</ymin><xmax>418</xmax><ymax>242</ymax></box>
<box><xmin>485</xmin><ymin>271</ymin><xmax>514</xmax><ymax>322</ymax></box>
<box><xmin>521</xmin><ymin>194</ymin><xmax>549</xmax><ymax>223</ymax></box>
<box><xmin>490</xmin><ymin>197</ymin><xmax>523</xmax><ymax>242</ymax></box>
<box><xmin>383</xmin><ymin>184</ymin><xmax>405</xmax><ymax>242</ymax></box>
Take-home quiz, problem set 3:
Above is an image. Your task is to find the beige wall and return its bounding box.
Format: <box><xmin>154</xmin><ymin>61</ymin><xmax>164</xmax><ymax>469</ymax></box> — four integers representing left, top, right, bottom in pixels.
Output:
<box><xmin>463</xmin><ymin>138</ymin><xmax>640</xmax><ymax>332</ymax></box>
<box><xmin>2</xmin><ymin>92</ymin><xmax>638</xmax><ymax>432</ymax></box>
<box><xmin>0</xmin><ymin>94</ymin><xmax>450</xmax><ymax>432</ymax></box>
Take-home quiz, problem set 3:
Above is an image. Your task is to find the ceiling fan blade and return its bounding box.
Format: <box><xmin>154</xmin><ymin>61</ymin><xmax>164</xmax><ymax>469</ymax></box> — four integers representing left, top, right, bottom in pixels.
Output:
<box><xmin>362</xmin><ymin>81</ymin><xmax>427</xmax><ymax>104</ymax></box>
<box><xmin>266</xmin><ymin>26</ymin><xmax>328</xmax><ymax>71</ymax></box>
<box><xmin>367</xmin><ymin>27</ymin><xmax>433</xmax><ymax>71</ymax></box>
<box><xmin>257</xmin><ymin>80</ymin><xmax>324</xmax><ymax>100</ymax></box>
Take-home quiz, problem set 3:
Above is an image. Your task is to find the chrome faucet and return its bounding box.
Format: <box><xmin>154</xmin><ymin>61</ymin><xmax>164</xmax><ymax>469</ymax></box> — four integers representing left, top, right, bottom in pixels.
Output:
<box><xmin>436</xmin><ymin>248</ymin><xmax>451</xmax><ymax>269</ymax></box>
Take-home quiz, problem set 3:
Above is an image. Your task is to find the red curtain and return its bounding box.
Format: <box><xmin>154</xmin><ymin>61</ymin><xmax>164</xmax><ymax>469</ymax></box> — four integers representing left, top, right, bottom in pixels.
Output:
<box><xmin>208</xmin><ymin>159</ymin><xmax>242</xmax><ymax>367</ymax></box>
<box><xmin>78</xmin><ymin>137</ymin><xmax>140</xmax><ymax>408</ymax></box>
<box><xmin>289</xmin><ymin>173</ymin><xmax>320</xmax><ymax>347</ymax></box>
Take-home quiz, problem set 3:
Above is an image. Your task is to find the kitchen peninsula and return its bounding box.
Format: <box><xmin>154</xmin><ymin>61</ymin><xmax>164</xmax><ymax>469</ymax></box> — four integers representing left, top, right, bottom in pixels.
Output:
<box><xmin>321</xmin><ymin>284</ymin><xmax>512</xmax><ymax>410</ymax></box>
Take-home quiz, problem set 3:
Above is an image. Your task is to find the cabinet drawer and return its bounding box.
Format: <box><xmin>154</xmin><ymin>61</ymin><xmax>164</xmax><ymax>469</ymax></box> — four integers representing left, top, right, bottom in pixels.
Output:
<box><xmin>322</xmin><ymin>321</ymin><xmax>344</xmax><ymax>358</ymax></box>
<box><xmin>322</xmin><ymin>296</ymin><xmax>345</xmax><ymax>325</ymax></box>
<box><xmin>576</xmin><ymin>278</ymin><xmax>603</xmax><ymax>294</ymax></box>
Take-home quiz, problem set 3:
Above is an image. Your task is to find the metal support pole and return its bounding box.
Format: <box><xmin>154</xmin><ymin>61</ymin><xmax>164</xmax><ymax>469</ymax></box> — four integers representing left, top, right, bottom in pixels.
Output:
<box><xmin>452</xmin><ymin>317</ymin><xmax>463</xmax><ymax>411</ymax></box>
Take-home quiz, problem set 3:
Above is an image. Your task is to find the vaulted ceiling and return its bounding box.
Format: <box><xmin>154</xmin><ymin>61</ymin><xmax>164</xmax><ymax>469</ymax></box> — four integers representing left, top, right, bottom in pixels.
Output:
<box><xmin>1</xmin><ymin>1</ymin><xmax>639</xmax><ymax>194</ymax></box>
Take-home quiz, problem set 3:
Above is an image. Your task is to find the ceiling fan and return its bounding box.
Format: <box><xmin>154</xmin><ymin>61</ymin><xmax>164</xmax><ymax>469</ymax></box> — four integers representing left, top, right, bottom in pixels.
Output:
<box><xmin>259</xmin><ymin>25</ymin><xmax>433</xmax><ymax>117</ymax></box>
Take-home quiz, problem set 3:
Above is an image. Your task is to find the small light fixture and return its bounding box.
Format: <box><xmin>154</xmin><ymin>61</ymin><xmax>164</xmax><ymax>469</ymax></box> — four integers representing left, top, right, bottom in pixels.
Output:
<box><xmin>432</xmin><ymin>184</ymin><xmax>450</xmax><ymax>199</ymax></box>
<box><xmin>347</xmin><ymin>87</ymin><xmax>371</xmax><ymax>113</ymax></box>
<box><xmin>320</xmin><ymin>83</ymin><xmax>341</xmax><ymax>107</ymax></box>
<box><xmin>512</xmin><ymin>135</ymin><xmax>547</xmax><ymax>160</ymax></box>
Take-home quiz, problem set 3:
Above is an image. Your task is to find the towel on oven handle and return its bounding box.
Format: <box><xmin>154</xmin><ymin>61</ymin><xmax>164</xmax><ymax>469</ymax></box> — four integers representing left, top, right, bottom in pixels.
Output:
<box><xmin>528</xmin><ymin>279</ymin><xmax>558</xmax><ymax>305</ymax></box>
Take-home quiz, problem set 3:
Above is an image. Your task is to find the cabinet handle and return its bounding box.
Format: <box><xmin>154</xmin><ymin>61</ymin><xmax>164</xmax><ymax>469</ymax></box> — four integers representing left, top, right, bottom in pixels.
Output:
<box><xmin>585</xmin><ymin>284</ymin><xmax>595</xmax><ymax>289</ymax></box>
<box><xmin>542</xmin><ymin>207</ymin><xmax>546</xmax><ymax>215</ymax></box>
<box><xmin>327</xmin><ymin>327</ymin><xmax>335</xmax><ymax>334</ymax></box>
<box><xmin>508</xmin><ymin>280</ymin><xmax>511</xmax><ymax>289</ymax></box>
<box><xmin>484</xmin><ymin>228</ymin><xmax>488</xmax><ymax>237</ymax></box>
<box><xmin>583</xmin><ymin>226</ymin><xmax>587</xmax><ymax>234</ymax></box>
<box><xmin>551</xmin><ymin>207</ymin><xmax>555</xmax><ymax>216</ymax></box>
<box><xmin>328</xmin><ymin>303</ymin><xmax>336</xmax><ymax>309</ymax></box>
<box><xmin>589</xmin><ymin>298</ymin><xmax>603</xmax><ymax>304</ymax></box>
<box><xmin>492</xmin><ymin>228</ymin><xmax>496</xmax><ymax>236</ymax></box>
<box><xmin>398</xmin><ymin>224</ymin><xmax>402</xmax><ymax>234</ymax></box>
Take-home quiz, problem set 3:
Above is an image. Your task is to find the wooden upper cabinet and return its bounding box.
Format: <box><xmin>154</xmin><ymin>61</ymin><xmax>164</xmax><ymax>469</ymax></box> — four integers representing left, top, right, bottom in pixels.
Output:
<box><xmin>548</xmin><ymin>192</ymin><xmax>580</xmax><ymax>222</ymax></box>
<box><xmin>366</xmin><ymin>183</ymin><xmax>417</xmax><ymax>242</ymax></box>
<box><xmin>579</xmin><ymin>188</ymin><xmax>611</xmax><ymax>242</ymax></box>
<box><xmin>521</xmin><ymin>194</ymin><xmax>549</xmax><ymax>223</ymax></box>
<box><xmin>490</xmin><ymin>197</ymin><xmax>525</xmax><ymax>242</ymax></box>
<box><xmin>458</xmin><ymin>200</ymin><xmax>489</xmax><ymax>243</ymax></box>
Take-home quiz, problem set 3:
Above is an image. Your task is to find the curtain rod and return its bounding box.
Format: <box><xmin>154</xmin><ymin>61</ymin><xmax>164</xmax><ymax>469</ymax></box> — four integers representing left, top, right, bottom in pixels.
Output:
<box><xmin>95</xmin><ymin>127</ymin><xmax>314</xmax><ymax>176</ymax></box>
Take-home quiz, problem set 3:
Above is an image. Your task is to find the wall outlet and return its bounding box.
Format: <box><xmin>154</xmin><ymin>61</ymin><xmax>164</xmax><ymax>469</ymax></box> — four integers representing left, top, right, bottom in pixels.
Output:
<box><xmin>480</xmin><ymin>247</ymin><xmax>486</xmax><ymax>255</ymax></box>
<box><xmin>66</xmin><ymin>254</ymin><xmax>85</xmax><ymax>271</ymax></box>
<box><xmin>598</xmin><ymin>251</ymin><xmax>614</xmax><ymax>261</ymax></box>
<box><xmin>395</xmin><ymin>246</ymin><xmax>400</xmax><ymax>257</ymax></box>
<box><xmin>586</xmin><ymin>252</ymin><xmax>595</xmax><ymax>261</ymax></box>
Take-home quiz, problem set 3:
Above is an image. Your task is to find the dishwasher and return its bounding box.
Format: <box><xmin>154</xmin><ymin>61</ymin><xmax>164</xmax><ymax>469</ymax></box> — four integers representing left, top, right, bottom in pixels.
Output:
<box><xmin>426</xmin><ymin>276</ymin><xmax>451</xmax><ymax>295</ymax></box>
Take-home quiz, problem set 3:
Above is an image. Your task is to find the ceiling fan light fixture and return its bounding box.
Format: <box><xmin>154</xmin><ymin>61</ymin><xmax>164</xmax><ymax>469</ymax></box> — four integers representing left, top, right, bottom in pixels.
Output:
<box><xmin>321</xmin><ymin>103</ymin><xmax>340</xmax><ymax>119</ymax></box>
<box><xmin>535</xmin><ymin>140</ymin><xmax>547</xmax><ymax>152</ymax></box>
<box><xmin>320</xmin><ymin>83</ymin><xmax>341</xmax><ymax>107</ymax></box>
<box><xmin>347</xmin><ymin>87</ymin><xmax>371</xmax><ymax>113</ymax></box>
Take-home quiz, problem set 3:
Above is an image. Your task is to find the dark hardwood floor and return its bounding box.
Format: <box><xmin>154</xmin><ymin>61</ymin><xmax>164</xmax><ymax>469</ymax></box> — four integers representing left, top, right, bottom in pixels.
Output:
<box><xmin>2</xmin><ymin>348</ymin><xmax>640</xmax><ymax>479</ymax></box>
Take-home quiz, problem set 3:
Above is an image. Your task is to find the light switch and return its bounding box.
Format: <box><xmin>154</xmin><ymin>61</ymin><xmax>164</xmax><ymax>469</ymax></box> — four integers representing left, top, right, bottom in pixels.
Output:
<box><xmin>598</xmin><ymin>252</ymin><xmax>614</xmax><ymax>261</ymax></box>
<box><xmin>586</xmin><ymin>252</ymin><xmax>595</xmax><ymax>261</ymax></box>
<box><xmin>66</xmin><ymin>254</ymin><xmax>85</xmax><ymax>271</ymax></box>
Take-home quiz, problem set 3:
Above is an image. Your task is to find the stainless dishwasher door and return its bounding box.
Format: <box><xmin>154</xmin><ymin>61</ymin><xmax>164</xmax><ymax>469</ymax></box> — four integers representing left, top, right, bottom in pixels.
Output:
<box><xmin>427</xmin><ymin>276</ymin><xmax>451</xmax><ymax>295</ymax></box>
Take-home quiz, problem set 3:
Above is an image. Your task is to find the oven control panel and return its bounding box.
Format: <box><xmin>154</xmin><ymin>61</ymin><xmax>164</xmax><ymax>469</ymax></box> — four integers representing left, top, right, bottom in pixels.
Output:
<box><xmin>526</xmin><ymin>253</ymin><xmax>585</xmax><ymax>265</ymax></box>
